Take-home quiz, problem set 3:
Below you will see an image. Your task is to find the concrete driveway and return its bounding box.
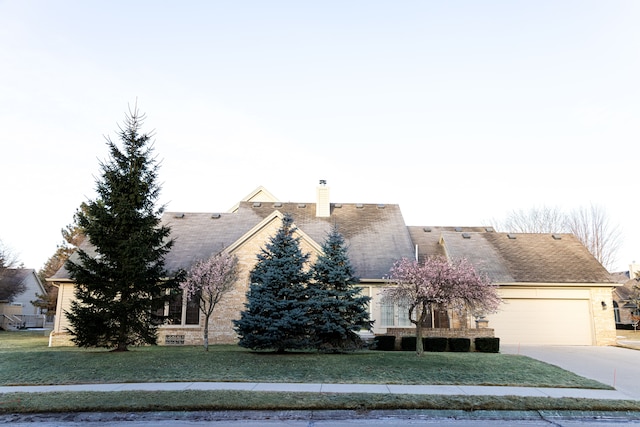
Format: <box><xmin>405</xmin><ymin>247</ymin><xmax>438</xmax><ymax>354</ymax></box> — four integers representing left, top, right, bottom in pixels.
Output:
<box><xmin>502</xmin><ymin>344</ymin><xmax>640</xmax><ymax>400</ymax></box>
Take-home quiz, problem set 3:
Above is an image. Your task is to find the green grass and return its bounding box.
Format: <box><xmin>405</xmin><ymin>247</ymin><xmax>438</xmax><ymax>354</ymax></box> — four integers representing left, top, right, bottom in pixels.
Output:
<box><xmin>2</xmin><ymin>390</ymin><xmax>640</xmax><ymax>414</ymax></box>
<box><xmin>3</xmin><ymin>331</ymin><xmax>633</xmax><ymax>414</ymax></box>
<box><xmin>0</xmin><ymin>331</ymin><xmax>607</xmax><ymax>389</ymax></box>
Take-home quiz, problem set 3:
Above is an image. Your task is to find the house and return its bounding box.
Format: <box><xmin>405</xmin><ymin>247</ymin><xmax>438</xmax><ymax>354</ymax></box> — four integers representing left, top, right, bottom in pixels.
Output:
<box><xmin>612</xmin><ymin>264</ymin><xmax>640</xmax><ymax>328</ymax></box>
<box><xmin>0</xmin><ymin>268</ymin><xmax>47</xmax><ymax>330</ymax></box>
<box><xmin>48</xmin><ymin>184</ymin><xmax>618</xmax><ymax>346</ymax></box>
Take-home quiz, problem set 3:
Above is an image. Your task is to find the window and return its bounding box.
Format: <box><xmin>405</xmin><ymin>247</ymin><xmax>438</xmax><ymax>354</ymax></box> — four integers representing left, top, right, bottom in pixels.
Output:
<box><xmin>381</xmin><ymin>301</ymin><xmax>395</xmax><ymax>326</ymax></box>
<box><xmin>157</xmin><ymin>290</ymin><xmax>200</xmax><ymax>326</ymax></box>
<box><xmin>613</xmin><ymin>301</ymin><xmax>620</xmax><ymax>323</ymax></box>
<box><xmin>380</xmin><ymin>300</ymin><xmax>412</xmax><ymax>327</ymax></box>
<box><xmin>185</xmin><ymin>292</ymin><xmax>200</xmax><ymax>325</ymax></box>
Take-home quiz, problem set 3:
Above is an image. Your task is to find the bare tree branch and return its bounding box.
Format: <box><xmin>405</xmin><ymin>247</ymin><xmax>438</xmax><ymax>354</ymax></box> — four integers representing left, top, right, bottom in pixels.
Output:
<box><xmin>492</xmin><ymin>204</ymin><xmax>622</xmax><ymax>271</ymax></box>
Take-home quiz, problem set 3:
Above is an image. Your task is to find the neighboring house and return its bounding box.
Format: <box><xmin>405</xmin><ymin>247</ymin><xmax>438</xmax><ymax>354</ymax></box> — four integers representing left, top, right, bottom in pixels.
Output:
<box><xmin>48</xmin><ymin>184</ymin><xmax>619</xmax><ymax>347</ymax></box>
<box><xmin>0</xmin><ymin>269</ymin><xmax>47</xmax><ymax>330</ymax></box>
<box><xmin>612</xmin><ymin>264</ymin><xmax>640</xmax><ymax>327</ymax></box>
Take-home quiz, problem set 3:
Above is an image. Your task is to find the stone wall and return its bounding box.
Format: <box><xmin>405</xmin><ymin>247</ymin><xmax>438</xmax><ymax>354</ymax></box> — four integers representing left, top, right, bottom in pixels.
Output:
<box><xmin>591</xmin><ymin>287</ymin><xmax>618</xmax><ymax>346</ymax></box>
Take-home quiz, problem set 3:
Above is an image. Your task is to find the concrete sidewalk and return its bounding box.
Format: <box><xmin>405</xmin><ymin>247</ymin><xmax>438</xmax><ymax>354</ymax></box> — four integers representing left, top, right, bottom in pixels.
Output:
<box><xmin>0</xmin><ymin>381</ymin><xmax>635</xmax><ymax>401</ymax></box>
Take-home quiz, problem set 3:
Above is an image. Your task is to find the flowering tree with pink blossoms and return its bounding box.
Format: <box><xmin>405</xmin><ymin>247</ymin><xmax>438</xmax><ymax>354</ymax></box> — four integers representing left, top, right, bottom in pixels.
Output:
<box><xmin>180</xmin><ymin>252</ymin><xmax>239</xmax><ymax>351</ymax></box>
<box><xmin>384</xmin><ymin>256</ymin><xmax>501</xmax><ymax>355</ymax></box>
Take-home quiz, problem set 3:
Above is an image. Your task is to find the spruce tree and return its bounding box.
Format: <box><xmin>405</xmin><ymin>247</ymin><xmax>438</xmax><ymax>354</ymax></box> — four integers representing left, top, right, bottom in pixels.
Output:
<box><xmin>65</xmin><ymin>106</ymin><xmax>174</xmax><ymax>351</ymax></box>
<box><xmin>234</xmin><ymin>214</ymin><xmax>311</xmax><ymax>353</ymax></box>
<box><xmin>308</xmin><ymin>226</ymin><xmax>372</xmax><ymax>352</ymax></box>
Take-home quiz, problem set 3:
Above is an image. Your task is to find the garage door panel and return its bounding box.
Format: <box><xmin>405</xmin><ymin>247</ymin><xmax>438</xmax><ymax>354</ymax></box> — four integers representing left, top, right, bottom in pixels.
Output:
<box><xmin>488</xmin><ymin>299</ymin><xmax>592</xmax><ymax>345</ymax></box>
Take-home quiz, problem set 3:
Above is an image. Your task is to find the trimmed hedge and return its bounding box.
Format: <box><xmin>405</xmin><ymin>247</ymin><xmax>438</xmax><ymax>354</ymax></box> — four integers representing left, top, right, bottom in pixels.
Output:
<box><xmin>374</xmin><ymin>335</ymin><xmax>501</xmax><ymax>352</ymax></box>
<box><xmin>475</xmin><ymin>337</ymin><xmax>500</xmax><ymax>353</ymax></box>
<box><xmin>400</xmin><ymin>336</ymin><xmax>417</xmax><ymax>351</ymax></box>
<box><xmin>423</xmin><ymin>337</ymin><xmax>448</xmax><ymax>352</ymax></box>
<box><xmin>373</xmin><ymin>335</ymin><xmax>396</xmax><ymax>351</ymax></box>
<box><xmin>448</xmin><ymin>338</ymin><xmax>471</xmax><ymax>352</ymax></box>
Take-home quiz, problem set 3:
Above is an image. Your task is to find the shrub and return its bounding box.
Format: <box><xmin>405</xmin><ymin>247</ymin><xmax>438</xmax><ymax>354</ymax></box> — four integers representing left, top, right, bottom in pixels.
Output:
<box><xmin>400</xmin><ymin>336</ymin><xmax>417</xmax><ymax>351</ymax></box>
<box><xmin>475</xmin><ymin>337</ymin><xmax>500</xmax><ymax>353</ymax></box>
<box><xmin>373</xmin><ymin>335</ymin><xmax>396</xmax><ymax>351</ymax></box>
<box><xmin>424</xmin><ymin>337</ymin><xmax>447</xmax><ymax>352</ymax></box>
<box><xmin>448</xmin><ymin>338</ymin><xmax>471</xmax><ymax>352</ymax></box>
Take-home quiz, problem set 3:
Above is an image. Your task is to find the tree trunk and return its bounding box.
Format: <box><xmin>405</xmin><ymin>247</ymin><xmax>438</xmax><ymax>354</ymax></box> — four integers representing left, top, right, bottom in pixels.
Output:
<box><xmin>415</xmin><ymin>321</ymin><xmax>424</xmax><ymax>356</ymax></box>
<box><xmin>203</xmin><ymin>314</ymin><xmax>210</xmax><ymax>351</ymax></box>
<box><xmin>113</xmin><ymin>341</ymin><xmax>128</xmax><ymax>352</ymax></box>
<box><xmin>415</xmin><ymin>303</ymin><xmax>428</xmax><ymax>356</ymax></box>
<box><xmin>114</xmin><ymin>324</ymin><xmax>128</xmax><ymax>352</ymax></box>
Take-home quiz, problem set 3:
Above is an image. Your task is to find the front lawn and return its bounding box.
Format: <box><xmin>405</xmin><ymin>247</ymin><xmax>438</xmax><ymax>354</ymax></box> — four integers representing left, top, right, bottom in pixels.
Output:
<box><xmin>4</xmin><ymin>331</ymin><xmax>639</xmax><ymax>414</ymax></box>
<box><xmin>0</xmin><ymin>331</ymin><xmax>607</xmax><ymax>390</ymax></box>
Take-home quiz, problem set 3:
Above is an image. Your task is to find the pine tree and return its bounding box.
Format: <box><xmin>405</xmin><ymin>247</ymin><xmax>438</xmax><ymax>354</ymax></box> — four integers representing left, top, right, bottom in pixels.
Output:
<box><xmin>234</xmin><ymin>214</ymin><xmax>312</xmax><ymax>353</ymax></box>
<box><xmin>308</xmin><ymin>226</ymin><xmax>372</xmax><ymax>352</ymax></box>
<box><xmin>65</xmin><ymin>106</ymin><xmax>175</xmax><ymax>351</ymax></box>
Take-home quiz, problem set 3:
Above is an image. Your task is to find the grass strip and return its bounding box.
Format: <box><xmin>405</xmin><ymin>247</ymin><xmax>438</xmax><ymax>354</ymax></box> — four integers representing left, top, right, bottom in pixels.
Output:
<box><xmin>1</xmin><ymin>390</ymin><xmax>639</xmax><ymax>414</ymax></box>
<box><xmin>0</xmin><ymin>333</ymin><xmax>609</xmax><ymax>390</ymax></box>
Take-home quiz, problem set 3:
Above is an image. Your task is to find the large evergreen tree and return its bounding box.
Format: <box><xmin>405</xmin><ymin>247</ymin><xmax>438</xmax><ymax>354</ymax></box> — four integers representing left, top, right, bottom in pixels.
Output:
<box><xmin>234</xmin><ymin>214</ymin><xmax>311</xmax><ymax>353</ymax></box>
<box><xmin>308</xmin><ymin>226</ymin><xmax>372</xmax><ymax>352</ymax></box>
<box><xmin>65</xmin><ymin>106</ymin><xmax>174</xmax><ymax>351</ymax></box>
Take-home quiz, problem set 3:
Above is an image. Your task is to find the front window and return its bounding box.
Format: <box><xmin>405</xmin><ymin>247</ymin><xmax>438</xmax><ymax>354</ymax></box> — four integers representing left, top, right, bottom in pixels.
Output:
<box><xmin>158</xmin><ymin>289</ymin><xmax>200</xmax><ymax>326</ymax></box>
<box><xmin>380</xmin><ymin>300</ymin><xmax>412</xmax><ymax>327</ymax></box>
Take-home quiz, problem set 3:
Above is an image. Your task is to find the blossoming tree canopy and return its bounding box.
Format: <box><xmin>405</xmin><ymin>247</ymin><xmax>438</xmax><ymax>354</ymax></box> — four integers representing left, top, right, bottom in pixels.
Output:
<box><xmin>384</xmin><ymin>256</ymin><xmax>501</xmax><ymax>355</ymax></box>
<box><xmin>180</xmin><ymin>252</ymin><xmax>239</xmax><ymax>351</ymax></box>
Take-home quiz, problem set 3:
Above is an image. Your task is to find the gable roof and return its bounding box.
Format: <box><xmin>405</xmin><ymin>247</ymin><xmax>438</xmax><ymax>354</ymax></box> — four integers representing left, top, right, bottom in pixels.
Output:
<box><xmin>408</xmin><ymin>226</ymin><xmax>491</xmax><ymax>261</ymax></box>
<box><xmin>50</xmin><ymin>197</ymin><xmax>415</xmax><ymax>281</ymax></box>
<box><xmin>49</xmin><ymin>187</ymin><xmax>614</xmax><ymax>286</ymax></box>
<box><xmin>412</xmin><ymin>229</ymin><xmax>614</xmax><ymax>284</ymax></box>
<box><xmin>235</xmin><ymin>201</ymin><xmax>415</xmax><ymax>279</ymax></box>
<box><xmin>0</xmin><ymin>269</ymin><xmax>45</xmax><ymax>301</ymax></box>
<box><xmin>228</xmin><ymin>186</ymin><xmax>279</xmax><ymax>213</ymax></box>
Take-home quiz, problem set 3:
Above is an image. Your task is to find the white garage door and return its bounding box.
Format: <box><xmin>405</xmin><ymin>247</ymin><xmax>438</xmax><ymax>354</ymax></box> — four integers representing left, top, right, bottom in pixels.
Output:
<box><xmin>488</xmin><ymin>299</ymin><xmax>593</xmax><ymax>345</ymax></box>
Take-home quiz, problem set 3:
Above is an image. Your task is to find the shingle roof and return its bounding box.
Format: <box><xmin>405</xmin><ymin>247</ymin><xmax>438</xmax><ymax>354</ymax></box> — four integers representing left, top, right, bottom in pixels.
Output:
<box><xmin>49</xmin><ymin>190</ymin><xmax>614</xmax><ymax>285</ymax></box>
<box><xmin>436</xmin><ymin>231</ymin><xmax>614</xmax><ymax>284</ymax></box>
<box><xmin>237</xmin><ymin>201</ymin><xmax>415</xmax><ymax>279</ymax></box>
<box><xmin>51</xmin><ymin>200</ymin><xmax>416</xmax><ymax>281</ymax></box>
<box><xmin>408</xmin><ymin>226</ymin><xmax>491</xmax><ymax>262</ymax></box>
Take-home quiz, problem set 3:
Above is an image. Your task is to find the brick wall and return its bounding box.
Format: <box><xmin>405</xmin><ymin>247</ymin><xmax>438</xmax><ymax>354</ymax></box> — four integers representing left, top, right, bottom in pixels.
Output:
<box><xmin>386</xmin><ymin>327</ymin><xmax>495</xmax><ymax>351</ymax></box>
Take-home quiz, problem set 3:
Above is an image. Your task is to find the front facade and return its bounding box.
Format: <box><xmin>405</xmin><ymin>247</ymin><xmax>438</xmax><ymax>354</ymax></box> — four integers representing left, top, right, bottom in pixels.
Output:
<box><xmin>48</xmin><ymin>185</ymin><xmax>618</xmax><ymax>347</ymax></box>
<box><xmin>612</xmin><ymin>264</ymin><xmax>640</xmax><ymax>328</ymax></box>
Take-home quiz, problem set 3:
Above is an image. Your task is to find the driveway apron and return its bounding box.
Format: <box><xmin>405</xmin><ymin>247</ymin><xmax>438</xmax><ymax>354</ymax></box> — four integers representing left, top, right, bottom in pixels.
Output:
<box><xmin>502</xmin><ymin>344</ymin><xmax>640</xmax><ymax>400</ymax></box>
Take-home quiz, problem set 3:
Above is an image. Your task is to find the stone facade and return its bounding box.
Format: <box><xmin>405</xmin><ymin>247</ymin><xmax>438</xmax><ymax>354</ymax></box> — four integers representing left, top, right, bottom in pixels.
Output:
<box><xmin>590</xmin><ymin>286</ymin><xmax>618</xmax><ymax>346</ymax></box>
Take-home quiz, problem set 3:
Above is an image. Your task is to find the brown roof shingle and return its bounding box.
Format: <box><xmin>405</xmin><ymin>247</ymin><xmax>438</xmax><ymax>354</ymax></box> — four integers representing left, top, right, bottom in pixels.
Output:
<box><xmin>438</xmin><ymin>231</ymin><xmax>614</xmax><ymax>284</ymax></box>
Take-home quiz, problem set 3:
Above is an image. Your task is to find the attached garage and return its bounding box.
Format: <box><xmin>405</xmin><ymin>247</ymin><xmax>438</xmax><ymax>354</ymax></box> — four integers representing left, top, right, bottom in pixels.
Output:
<box><xmin>489</xmin><ymin>295</ymin><xmax>593</xmax><ymax>345</ymax></box>
<box><xmin>420</xmin><ymin>230</ymin><xmax>620</xmax><ymax>347</ymax></box>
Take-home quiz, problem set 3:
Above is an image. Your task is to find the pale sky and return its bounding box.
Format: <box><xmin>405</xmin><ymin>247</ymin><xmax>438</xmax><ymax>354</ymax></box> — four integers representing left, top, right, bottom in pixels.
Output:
<box><xmin>1</xmin><ymin>1</ymin><xmax>639</xmax><ymax>273</ymax></box>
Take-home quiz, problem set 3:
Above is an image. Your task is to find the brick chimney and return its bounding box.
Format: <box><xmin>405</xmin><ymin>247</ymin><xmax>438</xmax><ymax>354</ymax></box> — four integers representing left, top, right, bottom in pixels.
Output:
<box><xmin>316</xmin><ymin>180</ymin><xmax>330</xmax><ymax>217</ymax></box>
